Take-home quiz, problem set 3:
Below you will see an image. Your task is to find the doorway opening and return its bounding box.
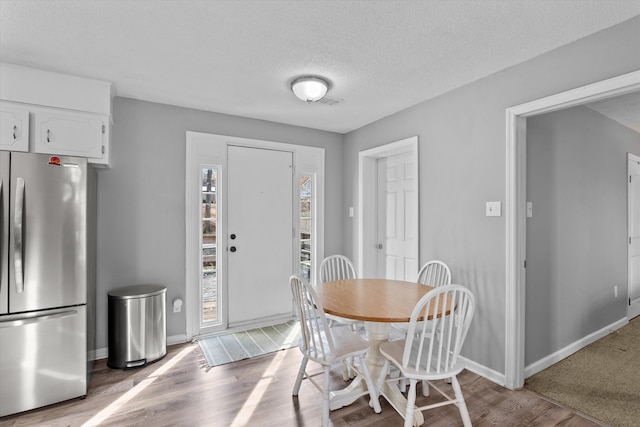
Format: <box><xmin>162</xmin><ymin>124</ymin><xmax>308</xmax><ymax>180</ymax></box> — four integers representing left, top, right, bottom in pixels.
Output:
<box><xmin>504</xmin><ymin>70</ymin><xmax>640</xmax><ymax>389</ymax></box>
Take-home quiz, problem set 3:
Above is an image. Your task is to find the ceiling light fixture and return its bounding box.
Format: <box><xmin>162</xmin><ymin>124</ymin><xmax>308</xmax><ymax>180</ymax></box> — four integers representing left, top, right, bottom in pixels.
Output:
<box><xmin>291</xmin><ymin>76</ymin><xmax>329</xmax><ymax>103</ymax></box>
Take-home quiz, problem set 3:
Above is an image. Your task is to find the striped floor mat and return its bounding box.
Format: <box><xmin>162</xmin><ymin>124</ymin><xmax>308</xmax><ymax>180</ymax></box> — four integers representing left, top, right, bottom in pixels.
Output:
<box><xmin>198</xmin><ymin>320</ymin><xmax>300</xmax><ymax>368</ymax></box>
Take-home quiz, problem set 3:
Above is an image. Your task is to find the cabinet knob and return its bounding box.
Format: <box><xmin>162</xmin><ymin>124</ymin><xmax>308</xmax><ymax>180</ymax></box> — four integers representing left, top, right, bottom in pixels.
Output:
<box><xmin>230</xmin><ymin>246</ymin><xmax>237</xmax><ymax>253</ymax></box>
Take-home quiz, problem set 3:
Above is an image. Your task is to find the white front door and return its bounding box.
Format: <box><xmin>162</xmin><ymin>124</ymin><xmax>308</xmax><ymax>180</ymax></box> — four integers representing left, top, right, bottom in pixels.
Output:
<box><xmin>628</xmin><ymin>153</ymin><xmax>640</xmax><ymax>319</ymax></box>
<box><xmin>375</xmin><ymin>151</ymin><xmax>418</xmax><ymax>280</ymax></box>
<box><xmin>227</xmin><ymin>146</ymin><xmax>294</xmax><ymax>326</ymax></box>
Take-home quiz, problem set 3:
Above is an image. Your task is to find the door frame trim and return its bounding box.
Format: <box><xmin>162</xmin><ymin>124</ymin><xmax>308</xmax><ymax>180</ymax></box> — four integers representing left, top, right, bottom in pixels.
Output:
<box><xmin>504</xmin><ymin>70</ymin><xmax>640</xmax><ymax>389</ymax></box>
<box><xmin>185</xmin><ymin>132</ymin><xmax>325</xmax><ymax>340</ymax></box>
<box><xmin>628</xmin><ymin>152</ymin><xmax>640</xmax><ymax>319</ymax></box>
<box><xmin>358</xmin><ymin>136</ymin><xmax>419</xmax><ymax>278</ymax></box>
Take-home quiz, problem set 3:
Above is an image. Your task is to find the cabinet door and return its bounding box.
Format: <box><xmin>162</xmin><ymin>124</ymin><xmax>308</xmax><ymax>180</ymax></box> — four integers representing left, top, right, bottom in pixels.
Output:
<box><xmin>33</xmin><ymin>109</ymin><xmax>105</xmax><ymax>159</ymax></box>
<box><xmin>0</xmin><ymin>104</ymin><xmax>29</xmax><ymax>152</ymax></box>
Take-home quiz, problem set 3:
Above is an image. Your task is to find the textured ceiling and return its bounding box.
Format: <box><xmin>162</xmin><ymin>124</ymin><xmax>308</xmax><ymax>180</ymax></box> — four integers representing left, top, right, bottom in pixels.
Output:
<box><xmin>1</xmin><ymin>0</ymin><xmax>639</xmax><ymax>134</ymax></box>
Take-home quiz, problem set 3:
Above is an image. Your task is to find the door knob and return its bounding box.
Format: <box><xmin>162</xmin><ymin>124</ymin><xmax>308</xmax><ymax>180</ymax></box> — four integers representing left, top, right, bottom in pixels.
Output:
<box><xmin>230</xmin><ymin>246</ymin><xmax>237</xmax><ymax>253</ymax></box>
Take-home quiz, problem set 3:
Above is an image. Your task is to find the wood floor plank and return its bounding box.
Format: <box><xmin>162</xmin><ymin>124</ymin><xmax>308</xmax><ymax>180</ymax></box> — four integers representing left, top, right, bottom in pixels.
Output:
<box><xmin>0</xmin><ymin>342</ymin><xmax>608</xmax><ymax>427</ymax></box>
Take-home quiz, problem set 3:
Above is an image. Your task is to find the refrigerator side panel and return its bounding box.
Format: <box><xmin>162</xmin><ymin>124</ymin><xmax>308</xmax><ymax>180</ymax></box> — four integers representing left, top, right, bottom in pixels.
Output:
<box><xmin>9</xmin><ymin>153</ymin><xmax>87</xmax><ymax>313</ymax></box>
<box><xmin>86</xmin><ymin>165</ymin><xmax>97</xmax><ymax>376</ymax></box>
<box><xmin>0</xmin><ymin>152</ymin><xmax>8</xmax><ymax>315</ymax></box>
<box><xmin>0</xmin><ymin>305</ymin><xmax>87</xmax><ymax>416</ymax></box>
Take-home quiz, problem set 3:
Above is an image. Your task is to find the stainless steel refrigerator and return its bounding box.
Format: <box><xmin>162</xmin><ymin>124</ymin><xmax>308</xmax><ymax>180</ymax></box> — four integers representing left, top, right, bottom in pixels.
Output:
<box><xmin>0</xmin><ymin>151</ymin><xmax>96</xmax><ymax>417</ymax></box>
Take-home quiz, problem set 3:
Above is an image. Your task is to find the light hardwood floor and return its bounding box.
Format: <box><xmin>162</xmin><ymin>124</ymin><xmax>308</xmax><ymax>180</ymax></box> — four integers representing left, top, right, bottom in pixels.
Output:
<box><xmin>0</xmin><ymin>343</ymin><xmax>606</xmax><ymax>427</ymax></box>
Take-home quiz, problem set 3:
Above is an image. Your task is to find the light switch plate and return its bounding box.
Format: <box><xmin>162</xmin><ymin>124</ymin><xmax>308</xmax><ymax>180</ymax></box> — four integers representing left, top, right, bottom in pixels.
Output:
<box><xmin>527</xmin><ymin>202</ymin><xmax>533</xmax><ymax>218</ymax></box>
<box><xmin>486</xmin><ymin>201</ymin><xmax>502</xmax><ymax>217</ymax></box>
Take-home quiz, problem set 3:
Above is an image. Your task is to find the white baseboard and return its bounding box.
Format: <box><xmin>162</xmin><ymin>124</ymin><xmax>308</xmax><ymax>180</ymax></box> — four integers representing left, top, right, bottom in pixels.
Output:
<box><xmin>524</xmin><ymin>317</ymin><xmax>628</xmax><ymax>378</ymax></box>
<box><xmin>459</xmin><ymin>355</ymin><xmax>506</xmax><ymax>387</ymax></box>
<box><xmin>90</xmin><ymin>334</ymin><xmax>189</xmax><ymax>362</ymax></box>
<box><xmin>168</xmin><ymin>333</ymin><xmax>188</xmax><ymax>346</ymax></box>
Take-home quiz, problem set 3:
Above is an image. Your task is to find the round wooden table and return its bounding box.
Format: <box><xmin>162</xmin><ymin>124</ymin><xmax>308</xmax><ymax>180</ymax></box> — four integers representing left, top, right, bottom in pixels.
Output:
<box><xmin>316</xmin><ymin>278</ymin><xmax>437</xmax><ymax>426</ymax></box>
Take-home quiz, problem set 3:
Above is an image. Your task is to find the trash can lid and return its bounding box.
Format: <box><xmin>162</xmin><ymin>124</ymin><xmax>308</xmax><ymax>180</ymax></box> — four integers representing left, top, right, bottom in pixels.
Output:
<box><xmin>108</xmin><ymin>285</ymin><xmax>166</xmax><ymax>299</ymax></box>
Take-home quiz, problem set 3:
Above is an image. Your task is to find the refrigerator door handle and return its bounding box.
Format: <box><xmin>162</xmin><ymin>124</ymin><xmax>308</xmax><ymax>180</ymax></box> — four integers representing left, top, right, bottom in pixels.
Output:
<box><xmin>14</xmin><ymin>177</ymin><xmax>25</xmax><ymax>293</ymax></box>
<box><xmin>0</xmin><ymin>309</ymin><xmax>79</xmax><ymax>328</ymax></box>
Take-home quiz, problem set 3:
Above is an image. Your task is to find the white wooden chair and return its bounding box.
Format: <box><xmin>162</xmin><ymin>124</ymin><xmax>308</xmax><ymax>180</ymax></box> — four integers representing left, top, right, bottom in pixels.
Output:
<box><xmin>393</xmin><ymin>260</ymin><xmax>451</xmax><ymax>334</ymax></box>
<box><xmin>392</xmin><ymin>260</ymin><xmax>451</xmax><ymax>334</ymax></box>
<box><xmin>378</xmin><ymin>285</ymin><xmax>476</xmax><ymax>427</ymax></box>
<box><xmin>319</xmin><ymin>254</ymin><xmax>363</xmax><ymax>380</ymax></box>
<box><xmin>319</xmin><ymin>255</ymin><xmax>362</xmax><ymax>332</ymax></box>
<box><xmin>290</xmin><ymin>275</ymin><xmax>381</xmax><ymax>427</ymax></box>
<box><xmin>393</xmin><ymin>260</ymin><xmax>452</xmax><ymax>393</ymax></box>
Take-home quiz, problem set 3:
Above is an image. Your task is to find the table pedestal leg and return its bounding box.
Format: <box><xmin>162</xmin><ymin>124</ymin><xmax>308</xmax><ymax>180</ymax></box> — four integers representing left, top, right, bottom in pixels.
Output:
<box><xmin>328</xmin><ymin>322</ymin><xmax>424</xmax><ymax>426</ymax></box>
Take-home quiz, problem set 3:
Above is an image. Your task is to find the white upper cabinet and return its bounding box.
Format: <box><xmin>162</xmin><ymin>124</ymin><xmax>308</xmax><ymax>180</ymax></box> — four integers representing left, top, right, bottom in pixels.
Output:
<box><xmin>0</xmin><ymin>63</ymin><xmax>112</xmax><ymax>167</ymax></box>
<box><xmin>0</xmin><ymin>104</ymin><xmax>29</xmax><ymax>152</ymax></box>
<box><xmin>34</xmin><ymin>109</ymin><xmax>107</xmax><ymax>159</ymax></box>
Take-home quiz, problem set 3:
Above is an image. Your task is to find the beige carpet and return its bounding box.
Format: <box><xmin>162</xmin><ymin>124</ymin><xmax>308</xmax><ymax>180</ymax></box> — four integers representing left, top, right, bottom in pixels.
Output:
<box><xmin>525</xmin><ymin>316</ymin><xmax>639</xmax><ymax>427</ymax></box>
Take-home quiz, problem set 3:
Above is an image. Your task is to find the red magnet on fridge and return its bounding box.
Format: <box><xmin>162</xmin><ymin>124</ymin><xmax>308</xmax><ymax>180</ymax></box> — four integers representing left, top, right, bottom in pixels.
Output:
<box><xmin>48</xmin><ymin>156</ymin><xmax>61</xmax><ymax>166</ymax></box>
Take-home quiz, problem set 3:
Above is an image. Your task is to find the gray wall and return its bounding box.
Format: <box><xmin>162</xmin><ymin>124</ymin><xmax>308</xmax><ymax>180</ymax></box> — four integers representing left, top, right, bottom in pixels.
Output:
<box><xmin>342</xmin><ymin>17</ymin><xmax>640</xmax><ymax>374</ymax></box>
<box><xmin>95</xmin><ymin>98</ymin><xmax>344</xmax><ymax>350</ymax></box>
<box><xmin>525</xmin><ymin>106</ymin><xmax>640</xmax><ymax>365</ymax></box>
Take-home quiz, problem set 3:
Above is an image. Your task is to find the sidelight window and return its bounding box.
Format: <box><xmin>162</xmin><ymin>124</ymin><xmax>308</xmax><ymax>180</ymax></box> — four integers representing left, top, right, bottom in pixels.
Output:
<box><xmin>299</xmin><ymin>175</ymin><xmax>313</xmax><ymax>281</ymax></box>
<box><xmin>201</xmin><ymin>167</ymin><xmax>218</xmax><ymax>324</ymax></box>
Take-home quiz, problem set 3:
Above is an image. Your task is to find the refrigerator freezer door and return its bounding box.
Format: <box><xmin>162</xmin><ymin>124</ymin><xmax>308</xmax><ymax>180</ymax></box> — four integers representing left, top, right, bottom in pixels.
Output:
<box><xmin>0</xmin><ymin>305</ymin><xmax>87</xmax><ymax>416</ymax></box>
<box><xmin>0</xmin><ymin>152</ymin><xmax>8</xmax><ymax>315</ymax></box>
<box><xmin>9</xmin><ymin>152</ymin><xmax>87</xmax><ymax>313</ymax></box>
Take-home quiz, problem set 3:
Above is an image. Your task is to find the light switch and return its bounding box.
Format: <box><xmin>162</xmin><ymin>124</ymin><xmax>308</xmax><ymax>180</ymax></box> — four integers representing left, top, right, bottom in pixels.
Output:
<box><xmin>486</xmin><ymin>201</ymin><xmax>502</xmax><ymax>217</ymax></box>
<box><xmin>348</xmin><ymin>207</ymin><xmax>354</xmax><ymax>217</ymax></box>
<box><xmin>527</xmin><ymin>202</ymin><xmax>533</xmax><ymax>218</ymax></box>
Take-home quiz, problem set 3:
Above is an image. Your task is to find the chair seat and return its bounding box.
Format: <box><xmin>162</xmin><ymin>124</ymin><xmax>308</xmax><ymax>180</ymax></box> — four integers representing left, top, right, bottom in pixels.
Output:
<box><xmin>304</xmin><ymin>325</ymin><xmax>370</xmax><ymax>366</ymax></box>
<box><xmin>380</xmin><ymin>338</ymin><xmax>464</xmax><ymax>381</ymax></box>
<box><xmin>331</xmin><ymin>327</ymin><xmax>370</xmax><ymax>357</ymax></box>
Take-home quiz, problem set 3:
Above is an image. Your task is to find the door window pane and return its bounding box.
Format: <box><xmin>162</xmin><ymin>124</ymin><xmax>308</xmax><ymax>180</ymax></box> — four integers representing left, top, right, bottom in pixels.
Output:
<box><xmin>300</xmin><ymin>175</ymin><xmax>312</xmax><ymax>281</ymax></box>
<box><xmin>201</xmin><ymin>168</ymin><xmax>218</xmax><ymax>324</ymax></box>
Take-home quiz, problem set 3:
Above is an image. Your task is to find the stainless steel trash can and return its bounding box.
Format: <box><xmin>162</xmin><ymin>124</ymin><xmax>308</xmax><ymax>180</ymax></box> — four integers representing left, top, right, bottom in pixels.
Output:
<box><xmin>107</xmin><ymin>285</ymin><xmax>167</xmax><ymax>369</ymax></box>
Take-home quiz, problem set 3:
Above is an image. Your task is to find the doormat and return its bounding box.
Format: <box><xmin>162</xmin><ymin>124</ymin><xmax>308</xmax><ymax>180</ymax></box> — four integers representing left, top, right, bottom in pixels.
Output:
<box><xmin>198</xmin><ymin>320</ymin><xmax>300</xmax><ymax>368</ymax></box>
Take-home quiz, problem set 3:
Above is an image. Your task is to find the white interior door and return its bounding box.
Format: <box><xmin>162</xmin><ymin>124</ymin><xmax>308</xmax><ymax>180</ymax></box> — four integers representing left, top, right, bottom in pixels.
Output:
<box><xmin>227</xmin><ymin>146</ymin><xmax>294</xmax><ymax>326</ymax></box>
<box><xmin>629</xmin><ymin>154</ymin><xmax>640</xmax><ymax>319</ymax></box>
<box><xmin>375</xmin><ymin>151</ymin><xmax>418</xmax><ymax>280</ymax></box>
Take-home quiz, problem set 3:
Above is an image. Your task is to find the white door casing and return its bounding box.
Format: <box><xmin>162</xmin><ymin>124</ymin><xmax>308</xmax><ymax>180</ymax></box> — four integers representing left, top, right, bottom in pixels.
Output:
<box><xmin>505</xmin><ymin>70</ymin><xmax>640</xmax><ymax>389</ymax></box>
<box><xmin>227</xmin><ymin>146</ymin><xmax>294</xmax><ymax>326</ymax></box>
<box><xmin>359</xmin><ymin>136</ymin><xmax>418</xmax><ymax>280</ymax></box>
<box><xmin>629</xmin><ymin>153</ymin><xmax>640</xmax><ymax>319</ymax></box>
<box><xmin>185</xmin><ymin>132</ymin><xmax>325</xmax><ymax>339</ymax></box>
<box><xmin>376</xmin><ymin>152</ymin><xmax>418</xmax><ymax>280</ymax></box>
